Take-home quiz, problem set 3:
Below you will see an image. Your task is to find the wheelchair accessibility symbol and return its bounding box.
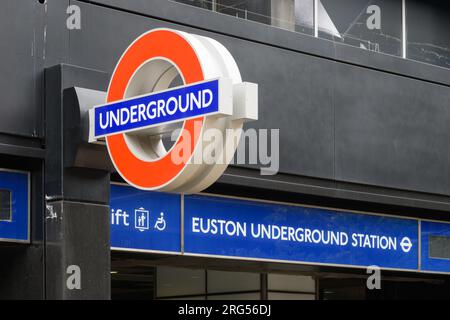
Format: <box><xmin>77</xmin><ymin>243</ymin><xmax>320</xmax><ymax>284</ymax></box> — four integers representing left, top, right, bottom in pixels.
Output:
<box><xmin>154</xmin><ymin>212</ymin><xmax>166</xmax><ymax>231</ymax></box>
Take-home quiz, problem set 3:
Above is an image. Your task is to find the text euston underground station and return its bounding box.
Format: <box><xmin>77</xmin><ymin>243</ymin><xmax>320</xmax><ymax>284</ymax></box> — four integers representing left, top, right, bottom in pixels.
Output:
<box><xmin>191</xmin><ymin>218</ymin><xmax>412</xmax><ymax>252</ymax></box>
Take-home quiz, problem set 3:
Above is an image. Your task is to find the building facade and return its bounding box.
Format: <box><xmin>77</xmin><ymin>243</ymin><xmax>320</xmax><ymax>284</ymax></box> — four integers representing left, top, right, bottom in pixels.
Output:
<box><xmin>0</xmin><ymin>0</ymin><xmax>450</xmax><ymax>299</ymax></box>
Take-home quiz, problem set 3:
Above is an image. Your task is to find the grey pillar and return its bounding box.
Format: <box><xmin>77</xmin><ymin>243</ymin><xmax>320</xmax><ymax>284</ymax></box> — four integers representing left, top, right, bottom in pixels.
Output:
<box><xmin>44</xmin><ymin>64</ymin><xmax>111</xmax><ymax>299</ymax></box>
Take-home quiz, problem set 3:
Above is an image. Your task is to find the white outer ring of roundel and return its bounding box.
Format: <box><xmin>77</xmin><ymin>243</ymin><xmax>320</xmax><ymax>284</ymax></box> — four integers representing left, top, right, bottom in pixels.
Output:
<box><xmin>119</xmin><ymin>29</ymin><xmax>244</xmax><ymax>194</ymax></box>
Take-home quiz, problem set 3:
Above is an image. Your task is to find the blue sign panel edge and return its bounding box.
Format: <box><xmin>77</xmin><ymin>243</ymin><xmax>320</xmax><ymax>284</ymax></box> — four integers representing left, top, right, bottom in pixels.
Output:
<box><xmin>420</xmin><ymin>220</ymin><xmax>450</xmax><ymax>274</ymax></box>
<box><xmin>0</xmin><ymin>169</ymin><xmax>30</xmax><ymax>244</ymax></box>
<box><xmin>110</xmin><ymin>183</ymin><xmax>182</xmax><ymax>254</ymax></box>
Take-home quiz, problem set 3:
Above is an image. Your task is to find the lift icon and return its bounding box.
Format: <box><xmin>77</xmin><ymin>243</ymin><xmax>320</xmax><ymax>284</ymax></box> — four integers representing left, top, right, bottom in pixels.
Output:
<box><xmin>135</xmin><ymin>207</ymin><xmax>149</xmax><ymax>232</ymax></box>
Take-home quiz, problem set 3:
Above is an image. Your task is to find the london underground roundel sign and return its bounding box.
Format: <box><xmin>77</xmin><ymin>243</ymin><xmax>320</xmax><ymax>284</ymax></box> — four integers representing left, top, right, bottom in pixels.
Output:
<box><xmin>89</xmin><ymin>29</ymin><xmax>258</xmax><ymax>193</ymax></box>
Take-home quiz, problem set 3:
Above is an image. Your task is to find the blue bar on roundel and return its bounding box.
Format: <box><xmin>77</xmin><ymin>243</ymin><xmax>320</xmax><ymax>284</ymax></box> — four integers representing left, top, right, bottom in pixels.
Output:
<box><xmin>93</xmin><ymin>79</ymin><xmax>225</xmax><ymax>139</ymax></box>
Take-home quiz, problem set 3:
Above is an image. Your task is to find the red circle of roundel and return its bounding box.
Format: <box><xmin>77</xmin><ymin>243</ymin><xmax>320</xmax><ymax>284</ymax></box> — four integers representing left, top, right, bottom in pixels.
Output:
<box><xmin>106</xmin><ymin>29</ymin><xmax>204</xmax><ymax>189</ymax></box>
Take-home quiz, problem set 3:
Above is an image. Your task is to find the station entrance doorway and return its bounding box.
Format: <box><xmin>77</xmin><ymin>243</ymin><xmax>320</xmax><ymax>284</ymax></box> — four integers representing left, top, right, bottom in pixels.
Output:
<box><xmin>110</xmin><ymin>252</ymin><xmax>450</xmax><ymax>300</ymax></box>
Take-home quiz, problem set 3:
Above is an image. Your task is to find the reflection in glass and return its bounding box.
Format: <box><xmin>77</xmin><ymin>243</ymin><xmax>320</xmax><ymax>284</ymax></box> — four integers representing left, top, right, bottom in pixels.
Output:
<box><xmin>268</xmin><ymin>274</ymin><xmax>316</xmax><ymax>292</ymax></box>
<box><xmin>174</xmin><ymin>0</ymin><xmax>212</xmax><ymax>10</ymax></box>
<box><xmin>208</xmin><ymin>270</ymin><xmax>260</xmax><ymax>293</ymax></box>
<box><xmin>208</xmin><ymin>292</ymin><xmax>261</xmax><ymax>300</ymax></box>
<box><xmin>268</xmin><ymin>292</ymin><xmax>315</xmax><ymax>300</ymax></box>
<box><xmin>171</xmin><ymin>0</ymin><xmax>450</xmax><ymax>68</ymax></box>
<box><xmin>216</xmin><ymin>0</ymin><xmax>272</xmax><ymax>25</ymax></box>
<box><xmin>173</xmin><ymin>0</ymin><xmax>314</xmax><ymax>36</ymax></box>
<box><xmin>295</xmin><ymin>0</ymin><xmax>314</xmax><ymax>34</ymax></box>
<box><xmin>318</xmin><ymin>0</ymin><xmax>402</xmax><ymax>56</ymax></box>
<box><xmin>406</xmin><ymin>0</ymin><xmax>450</xmax><ymax>69</ymax></box>
<box><xmin>156</xmin><ymin>266</ymin><xmax>206</xmax><ymax>298</ymax></box>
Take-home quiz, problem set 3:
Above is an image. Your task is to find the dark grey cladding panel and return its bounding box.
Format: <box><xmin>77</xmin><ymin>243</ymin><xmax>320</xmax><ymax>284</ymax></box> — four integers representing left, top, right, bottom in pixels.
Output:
<box><xmin>45</xmin><ymin>201</ymin><xmax>110</xmax><ymax>299</ymax></box>
<box><xmin>0</xmin><ymin>246</ymin><xmax>44</xmax><ymax>299</ymax></box>
<box><xmin>45</xmin><ymin>64</ymin><xmax>111</xmax><ymax>203</ymax></box>
<box><xmin>67</xmin><ymin>1</ymin><xmax>155</xmax><ymax>74</ymax></box>
<box><xmin>41</xmin><ymin>0</ymin><xmax>71</xmax><ymax>68</ymax></box>
<box><xmin>334</xmin><ymin>63</ymin><xmax>450</xmax><ymax>195</ymax></box>
<box><xmin>0</xmin><ymin>0</ymin><xmax>69</xmax><ymax>138</ymax></box>
<box><xmin>68</xmin><ymin>1</ymin><xmax>335</xmax><ymax>179</ymax></box>
<box><xmin>236</xmin><ymin>44</ymin><xmax>335</xmax><ymax>179</ymax></box>
<box><xmin>0</xmin><ymin>0</ymin><xmax>43</xmax><ymax>137</ymax></box>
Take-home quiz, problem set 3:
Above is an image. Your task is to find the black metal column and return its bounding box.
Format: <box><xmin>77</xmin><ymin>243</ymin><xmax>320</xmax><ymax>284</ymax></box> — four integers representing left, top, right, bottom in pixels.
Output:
<box><xmin>44</xmin><ymin>64</ymin><xmax>111</xmax><ymax>299</ymax></box>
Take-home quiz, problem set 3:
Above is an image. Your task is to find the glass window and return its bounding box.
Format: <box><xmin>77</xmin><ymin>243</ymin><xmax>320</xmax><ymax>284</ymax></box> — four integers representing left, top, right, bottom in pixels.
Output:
<box><xmin>156</xmin><ymin>266</ymin><xmax>205</xmax><ymax>298</ymax></box>
<box><xmin>208</xmin><ymin>270</ymin><xmax>260</xmax><ymax>293</ymax></box>
<box><xmin>216</xmin><ymin>0</ymin><xmax>272</xmax><ymax>25</ymax></box>
<box><xmin>294</xmin><ymin>0</ymin><xmax>314</xmax><ymax>35</ymax></box>
<box><xmin>111</xmin><ymin>267</ymin><xmax>156</xmax><ymax>300</ymax></box>
<box><xmin>156</xmin><ymin>267</ymin><xmax>262</xmax><ymax>299</ymax></box>
<box><xmin>208</xmin><ymin>292</ymin><xmax>261</xmax><ymax>300</ymax></box>
<box><xmin>318</xmin><ymin>0</ymin><xmax>402</xmax><ymax>56</ymax></box>
<box><xmin>271</xmin><ymin>0</ymin><xmax>314</xmax><ymax>35</ymax></box>
<box><xmin>406</xmin><ymin>0</ymin><xmax>450</xmax><ymax>69</ymax></box>
<box><xmin>172</xmin><ymin>0</ymin><xmax>314</xmax><ymax>36</ymax></box>
<box><xmin>319</xmin><ymin>278</ymin><xmax>367</xmax><ymax>300</ymax></box>
<box><xmin>0</xmin><ymin>189</ymin><xmax>11</xmax><ymax>221</ymax></box>
<box><xmin>268</xmin><ymin>273</ymin><xmax>316</xmax><ymax>293</ymax></box>
<box><xmin>175</xmin><ymin>0</ymin><xmax>213</xmax><ymax>10</ymax></box>
<box><xmin>163</xmin><ymin>295</ymin><xmax>207</xmax><ymax>300</ymax></box>
<box><xmin>268</xmin><ymin>292</ymin><xmax>315</xmax><ymax>300</ymax></box>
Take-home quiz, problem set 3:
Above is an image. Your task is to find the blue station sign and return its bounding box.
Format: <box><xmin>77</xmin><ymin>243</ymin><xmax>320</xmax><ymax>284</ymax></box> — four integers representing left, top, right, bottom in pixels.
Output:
<box><xmin>0</xmin><ymin>170</ymin><xmax>29</xmax><ymax>243</ymax></box>
<box><xmin>90</xmin><ymin>78</ymin><xmax>232</xmax><ymax>141</ymax></box>
<box><xmin>109</xmin><ymin>185</ymin><xmax>450</xmax><ymax>274</ymax></box>
<box><xmin>184</xmin><ymin>195</ymin><xmax>419</xmax><ymax>271</ymax></box>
